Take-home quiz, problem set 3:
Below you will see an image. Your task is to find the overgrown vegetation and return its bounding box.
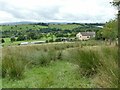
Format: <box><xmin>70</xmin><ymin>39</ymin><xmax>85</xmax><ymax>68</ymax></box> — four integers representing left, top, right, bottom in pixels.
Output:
<box><xmin>1</xmin><ymin>42</ymin><xmax>118</xmax><ymax>88</ymax></box>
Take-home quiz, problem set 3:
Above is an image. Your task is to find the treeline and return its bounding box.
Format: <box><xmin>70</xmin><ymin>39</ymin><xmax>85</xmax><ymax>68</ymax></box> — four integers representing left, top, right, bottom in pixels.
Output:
<box><xmin>96</xmin><ymin>19</ymin><xmax>118</xmax><ymax>44</ymax></box>
<box><xmin>1</xmin><ymin>23</ymin><xmax>102</xmax><ymax>42</ymax></box>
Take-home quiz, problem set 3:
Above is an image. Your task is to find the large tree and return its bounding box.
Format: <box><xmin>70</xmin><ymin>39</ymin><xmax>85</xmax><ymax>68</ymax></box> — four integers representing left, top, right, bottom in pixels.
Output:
<box><xmin>101</xmin><ymin>20</ymin><xmax>118</xmax><ymax>44</ymax></box>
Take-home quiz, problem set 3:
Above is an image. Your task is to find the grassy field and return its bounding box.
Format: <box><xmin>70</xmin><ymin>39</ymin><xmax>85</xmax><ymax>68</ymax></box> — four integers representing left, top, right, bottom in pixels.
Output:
<box><xmin>1</xmin><ymin>24</ymin><xmax>82</xmax><ymax>31</ymax></box>
<box><xmin>1</xmin><ymin>41</ymin><xmax>118</xmax><ymax>88</ymax></box>
<box><xmin>48</xmin><ymin>24</ymin><xmax>81</xmax><ymax>30</ymax></box>
<box><xmin>2</xmin><ymin>35</ymin><xmax>57</xmax><ymax>46</ymax></box>
<box><xmin>1</xmin><ymin>24</ymin><xmax>48</xmax><ymax>31</ymax></box>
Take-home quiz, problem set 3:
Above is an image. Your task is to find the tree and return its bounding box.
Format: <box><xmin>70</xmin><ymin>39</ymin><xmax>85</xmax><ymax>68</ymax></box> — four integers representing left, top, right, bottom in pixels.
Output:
<box><xmin>17</xmin><ymin>35</ymin><xmax>26</xmax><ymax>41</ymax></box>
<box><xmin>55</xmin><ymin>38</ymin><xmax>62</xmax><ymax>42</ymax></box>
<box><xmin>101</xmin><ymin>20</ymin><xmax>117</xmax><ymax>44</ymax></box>
<box><xmin>95</xmin><ymin>30</ymin><xmax>103</xmax><ymax>40</ymax></box>
<box><xmin>111</xmin><ymin>0</ymin><xmax>120</xmax><ymax>7</ymax></box>
<box><xmin>10</xmin><ymin>36</ymin><xmax>16</xmax><ymax>42</ymax></box>
<box><xmin>49</xmin><ymin>39</ymin><xmax>54</xmax><ymax>42</ymax></box>
<box><xmin>27</xmin><ymin>32</ymin><xmax>38</xmax><ymax>40</ymax></box>
<box><xmin>1</xmin><ymin>38</ymin><xmax>5</xmax><ymax>43</ymax></box>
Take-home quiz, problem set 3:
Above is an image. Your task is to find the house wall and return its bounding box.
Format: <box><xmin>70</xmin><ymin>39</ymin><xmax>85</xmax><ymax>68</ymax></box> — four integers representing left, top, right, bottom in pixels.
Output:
<box><xmin>80</xmin><ymin>36</ymin><xmax>90</xmax><ymax>40</ymax></box>
<box><xmin>76</xmin><ymin>33</ymin><xmax>90</xmax><ymax>40</ymax></box>
<box><xmin>76</xmin><ymin>33</ymin><xmax>82</xmax><ymax>39</ymax></box>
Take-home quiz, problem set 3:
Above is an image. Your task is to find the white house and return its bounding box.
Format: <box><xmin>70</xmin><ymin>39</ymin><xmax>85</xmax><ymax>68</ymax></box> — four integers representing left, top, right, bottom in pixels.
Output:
<box><xmin>76</xmin><ymin>32</ymin><xmax>95</xmax><ymax>40</ymax></box>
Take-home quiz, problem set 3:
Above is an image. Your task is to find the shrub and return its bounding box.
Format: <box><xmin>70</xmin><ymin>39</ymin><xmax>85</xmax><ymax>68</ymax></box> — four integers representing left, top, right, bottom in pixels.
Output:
<box><xmin>55</xmin><ymin>38</ymin><xmax>61</xmax><ymax>42</ymax></box>
<box><xmin>49</xmin><ymin>39</ymin><xmax>54</xmax><ymax>42</ymax></box>
<box><xmin>1</xmin><ymin>38</ymin><xmax>5</xmax><ymax>43</ymax></box>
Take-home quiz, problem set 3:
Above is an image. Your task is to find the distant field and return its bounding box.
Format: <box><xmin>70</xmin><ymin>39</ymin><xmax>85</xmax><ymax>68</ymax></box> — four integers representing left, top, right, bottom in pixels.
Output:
<box><xmin>1</xmin><ymin>24</ymin><xmax>48</xmax><ymax>31</ymax></box>
<box><xmin>1</xmin><ymin>24</ymin><xmax>82</xmax><ymax>31</ymax></box>
<box><xmin>48</xmin><ymin>24</ymin><xmax>81</xmax><ymax>30</ymax></box>
<box><xmin>2</xmin><ymin>35</ymin><xmax>57</xmax><ymax>46</ymax></box>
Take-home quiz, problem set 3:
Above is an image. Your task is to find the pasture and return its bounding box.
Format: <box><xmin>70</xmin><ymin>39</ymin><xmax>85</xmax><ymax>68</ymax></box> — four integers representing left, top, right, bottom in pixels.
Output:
<box><xmin>48</xmin><ymin>24</ymin><xmax>81</xmax><ymax>30</ymax></box>
<box><xmin>1</xmin><ymin>23</ymin><xmax>82</xmax><ymax>31</ymax></box>
<box><xmin>1</xmin><ymin>24</ymin><xmax>48</xmax><ymax>31</ymax></box>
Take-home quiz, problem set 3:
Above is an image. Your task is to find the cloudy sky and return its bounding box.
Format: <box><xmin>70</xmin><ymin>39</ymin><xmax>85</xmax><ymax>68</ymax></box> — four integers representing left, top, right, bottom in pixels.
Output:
<box><xmin>0</xmin><ymin>0</ymin><xmax>117</xmax><ymax>23</ymax></box>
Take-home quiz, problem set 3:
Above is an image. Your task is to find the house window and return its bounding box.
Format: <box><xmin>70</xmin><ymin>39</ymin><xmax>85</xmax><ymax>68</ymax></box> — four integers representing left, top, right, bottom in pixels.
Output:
<box><xmin>87</xmin><ymin>36</ymin><xmax>90</xmax><ymax>38</ymax></box>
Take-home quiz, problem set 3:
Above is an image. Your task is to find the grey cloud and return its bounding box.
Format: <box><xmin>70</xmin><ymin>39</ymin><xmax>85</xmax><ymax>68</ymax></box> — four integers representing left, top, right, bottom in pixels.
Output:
<box><xmin>0</xmin><ymin>1</ymin><xmax>61</xmax><ymax>21</ymax></box>
<box><xmin>0</xmin><ymin>0</ymin><xmax>115</xmax><ymax>23</ymax></box>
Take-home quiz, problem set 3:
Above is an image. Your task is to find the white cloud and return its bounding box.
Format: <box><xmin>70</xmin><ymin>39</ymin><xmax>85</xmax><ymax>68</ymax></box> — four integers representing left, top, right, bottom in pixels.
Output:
<box><xmin>0</xmin><ymin>0</ymin><xmax>117</xmax><ymax>23</ymax></box>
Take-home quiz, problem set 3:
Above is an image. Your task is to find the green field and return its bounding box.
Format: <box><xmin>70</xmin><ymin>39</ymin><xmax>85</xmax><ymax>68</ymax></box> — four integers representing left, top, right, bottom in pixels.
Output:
<box><xmin>48</xmin><ymin>24</ymin><xmax>81</xmax><ymax>30</ymax></box>
<box><xmin>2</xmin><ymin>35</ymin><xmax>57</xmax><ymax>46</ymax></box>
<box><xmin>1</xmin><ymin>23</ymin><xmax>83</xmax><ymax>31</ymax></box>
<box><xmin>1</xmin><ymin>24</ymin><xmax>48</xmax><ymax>31</ymax></box>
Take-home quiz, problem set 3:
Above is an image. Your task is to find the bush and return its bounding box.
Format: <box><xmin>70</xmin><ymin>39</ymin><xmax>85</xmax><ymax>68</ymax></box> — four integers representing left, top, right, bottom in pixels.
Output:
<box><xmin>10</xmin><ymin>37</ymin><xmax>16</xmax><ymax>42</ymax></box>
<box><xmin>1</xmin><ymin>38</ymin><xmax>5</xmax><ymax>43</ymax></box>
<box><xmin>17</xmin><ymin>35</ymin><xmax>26</xmax><ymax>41</ymax></box>
<box><xmin>55</xmin><ymin>38</ymin><xmax>61</xmax><ymax>42</ymax></box>
<box><xmin>49</xmin><ymin>39</ymin><xmax>54</xmax><ymax>42</ymax></box>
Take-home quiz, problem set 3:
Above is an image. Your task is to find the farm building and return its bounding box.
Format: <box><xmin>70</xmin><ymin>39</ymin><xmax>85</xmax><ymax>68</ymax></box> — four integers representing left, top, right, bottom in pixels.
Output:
<box><xmin>76</xmin><ymin>32</ymin><xmax>95</xmax><ymax>40</ymax></box>
<box><xmin>20</xmin><ymin>42</ymin><xmax>29</xmax><ymax>45</ymax></box>
<box><xmin>31</xmin><ymin>41</ymin><xmax>46</xmax><ymax>44</ymax></box>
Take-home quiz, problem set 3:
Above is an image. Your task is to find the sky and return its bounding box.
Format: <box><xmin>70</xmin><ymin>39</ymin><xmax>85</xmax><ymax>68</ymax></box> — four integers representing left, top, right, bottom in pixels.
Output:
<box><xmin>0</xmin><ymin>0</ymin><xmax>117</xmax><ymax>23</ymax></box>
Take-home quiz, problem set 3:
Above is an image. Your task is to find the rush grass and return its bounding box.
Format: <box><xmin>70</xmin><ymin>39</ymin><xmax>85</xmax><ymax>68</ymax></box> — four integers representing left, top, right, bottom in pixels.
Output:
<box><xmin>2</xmin><ymin>42</ymin><xmax>118</xmax><ymax>88</ymax></box>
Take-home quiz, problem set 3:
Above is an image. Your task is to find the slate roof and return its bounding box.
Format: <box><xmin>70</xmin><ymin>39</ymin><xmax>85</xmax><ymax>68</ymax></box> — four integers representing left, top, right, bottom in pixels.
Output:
<box><xmin>80</xmin><ymin>32</ymin><xmax>95</xmax><ymax>36</ymax></box>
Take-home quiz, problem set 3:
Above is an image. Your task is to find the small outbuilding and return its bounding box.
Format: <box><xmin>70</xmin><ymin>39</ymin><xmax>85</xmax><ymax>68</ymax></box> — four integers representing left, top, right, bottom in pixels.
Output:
<box><xmin>31</xmin><ymin>41</ymin><xmax>46</xmax><ymax>44</ymax></box>
<box><xmin>20</xmin><ymin>42</ymin><xmax>29</xmax><ymax>45</ymax></box>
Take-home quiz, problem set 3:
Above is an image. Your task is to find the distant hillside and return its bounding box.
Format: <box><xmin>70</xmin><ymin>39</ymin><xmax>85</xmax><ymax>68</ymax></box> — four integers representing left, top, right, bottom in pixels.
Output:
<box><xmin>0</xmin><ymin>21</ymin><xmax>38</xmax><ymax>25</ymax></box>
<box><xmin>0</xmin><ymin>22</ymin><xmax>104</xmax><ymax>31</ymax></box>
<box><xmin>48</xmin><ymin>24</ymin><xmax>82</xmax><ymax>30</ymax></box>
<box><xmin>1</xmin><ymin>24</ymin><xmax>48</xmax><ymax>31</ymax></box>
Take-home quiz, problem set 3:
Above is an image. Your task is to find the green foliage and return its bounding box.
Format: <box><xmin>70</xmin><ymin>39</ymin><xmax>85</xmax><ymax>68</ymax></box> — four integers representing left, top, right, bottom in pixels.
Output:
<box><xmin>49</xmin><ymin>39</ymin><xmax>54</xmax><ymax>42</ymax></box>
<box><xmin>10</xmin><ymin>37</ymin><xmax>16</xmax><ymax>42</ymax></box>
<box><xmin>2</xmin><ymin>61</ymin><xmax>93</xmax><ymax>88</ymax></box>
<box><xmin>1</xmin><ymin>38</ymin><xmax>5</xmax><ymax>43</ymax></box>
<box><xmin>2</xmin><ymin>41</ymin><xmax>118</xmax><ymax>88</ymax></box>
<box><xmin>55</xmin><ymin>38</ymin><xmax>62</xmax><ymax>42</ymax></box>
<box><xmin>2</xmin><ymin>55</ymin><xmax>25</xmax><ymax>79</ymax></box>
<box><xmin>98</xmin><ymin>19</ymin><xmax>117</xmax><ymax>41</ymax></box>
<box><xmin>1</xmin><ymin>24</ymin><xmax>48</xmax><ymax>31</ymax></box>
<box><xmin>17</xmin><ymin>35</ymin><xmax>26</xmax><ymax>41</ymax></box>
<box><xmin>65</xmin><ymin>48</ymin><xmax>101</xmax><ymax>77</ymax></box>
<box><xmin>77</xmin><ymin>50</ymin><xmax>100</xmax><ymax>77</ymax></box>
<box><xmin>48</xmin><ymin>24</ymin><xmax>81</xmax><ymax>30</ymax></box>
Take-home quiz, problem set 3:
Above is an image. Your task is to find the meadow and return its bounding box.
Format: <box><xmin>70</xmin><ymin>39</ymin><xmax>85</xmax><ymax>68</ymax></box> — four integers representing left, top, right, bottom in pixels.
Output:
<box><xmin>48</xmin><ymin>24</ymin><xmax>81</xmax><ymax>30</ymax></box>
<box><xmin>1</xmin><ymin>41</ymin><xmax>118</xmax><ymax>88</ymax></box>
<box><xmin>1</xmin><ymin>23</ymin><xmax>82</xmax><ymax>31</ymax></box>
<box><xmin>1</xmin><ymin>24</ymin><xmax>48</xmax><ymax>31</ymax></box>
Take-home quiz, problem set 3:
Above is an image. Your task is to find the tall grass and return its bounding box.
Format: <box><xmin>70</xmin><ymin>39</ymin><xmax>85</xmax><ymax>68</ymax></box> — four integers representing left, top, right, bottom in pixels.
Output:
<box><xmin>91</xmin><ymin>46</ymin><xmax>118</xmax><ymax>88</ymax></box>
<box><xmin>2</xmin><ymin>50</ymin><xmax>25</xmax><ymax>79</ymax></box>
<box><xmin>63</xmin><ymin>47</ymin><xmax>101</xmax><ymax>77</ymax></box>
<box><xmin>2</xmin><ymin>42</ymin><xmax>118</xmax><ymax>88</ymax></box>
<box><xmin>63</xmin><ymin>46</ymin><xmax>118</xmax><ymax>88</ymax></box>
<box><xmin>2</xmin><ymin>43</ymin><xmax>70</xmax><ymax>79</ymax></box>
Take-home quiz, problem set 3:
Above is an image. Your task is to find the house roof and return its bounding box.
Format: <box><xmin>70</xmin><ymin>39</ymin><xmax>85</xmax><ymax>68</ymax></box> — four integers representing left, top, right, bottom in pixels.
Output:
<box><xmin>80</xmin><ymin>32</ymin><xmax>95</xmax><ymax>36</ymax></box>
